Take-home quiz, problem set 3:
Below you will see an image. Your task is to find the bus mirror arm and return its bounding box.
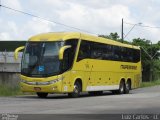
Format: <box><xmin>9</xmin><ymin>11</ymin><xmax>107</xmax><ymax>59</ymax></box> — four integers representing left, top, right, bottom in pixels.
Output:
<box><xmin>14</xmin><ymin>46</ymin><xmax>25</xmax><ymax>60</ymax></box>
<box><xmin>59</xmin><ymin>45</ymin><xmax>71</xmax><ymax>60</ymax></box>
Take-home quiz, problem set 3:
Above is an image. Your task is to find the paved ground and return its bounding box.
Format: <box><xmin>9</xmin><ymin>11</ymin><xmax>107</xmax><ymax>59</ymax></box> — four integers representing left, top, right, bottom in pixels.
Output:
<box><xmin>0</xmin><ymin>86</ymin><xmax>160</xmax><ymax>115</ymax></box>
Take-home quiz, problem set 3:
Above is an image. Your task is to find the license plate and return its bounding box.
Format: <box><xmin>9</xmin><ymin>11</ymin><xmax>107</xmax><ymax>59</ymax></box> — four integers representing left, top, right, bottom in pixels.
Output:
<box><xmin>34</xmin><ymin>87</ymin><xmax>41</xmax><ymax>91</ymax></box>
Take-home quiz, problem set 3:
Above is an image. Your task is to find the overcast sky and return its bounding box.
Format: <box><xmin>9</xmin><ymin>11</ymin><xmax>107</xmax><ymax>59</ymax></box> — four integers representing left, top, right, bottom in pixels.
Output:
<box><xmin>0</xmin><ymin>0</ymin><xmax>160</xmax><ymax>43</ymax></box>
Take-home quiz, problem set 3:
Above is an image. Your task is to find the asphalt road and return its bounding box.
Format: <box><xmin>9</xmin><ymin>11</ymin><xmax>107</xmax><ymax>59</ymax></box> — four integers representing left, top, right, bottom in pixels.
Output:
<box><xmin>0</xmin><ymin>86</ymin><xmax>160</xmax><ymax>115</ymax></box>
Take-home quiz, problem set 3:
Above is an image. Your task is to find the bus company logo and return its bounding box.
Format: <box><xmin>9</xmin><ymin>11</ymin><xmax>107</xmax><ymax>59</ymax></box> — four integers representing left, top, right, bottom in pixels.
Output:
<box><xmin>1</xmin><ymin>113</ymin><xmax>18</xmax><ymax>120</ymax></box>
<box><xmin>121</xmin><ymin>65</ymin><xmax>137</xmax><ymax>70</ymax></box>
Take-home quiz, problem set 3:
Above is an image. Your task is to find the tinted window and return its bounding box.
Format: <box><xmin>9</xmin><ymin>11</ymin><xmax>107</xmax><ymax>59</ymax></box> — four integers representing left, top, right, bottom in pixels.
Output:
<box><xmin>133</xmin><ymin>49</ymin><xmax>140</xmax><ymax>62</ymax></box>
<box><xmin>77</xmin><ymin>41</ymin><xmax>91</xmax><ymax>61</ymax></box>
<box><xmin>62</xmin><ymin>39</ymin><xmax>78</xmax><ymax>71</ymax></box>
<box><xmin>77</xmin><ymin>40</ymin><xmax>140</xmax><ymax>63</ymax></box>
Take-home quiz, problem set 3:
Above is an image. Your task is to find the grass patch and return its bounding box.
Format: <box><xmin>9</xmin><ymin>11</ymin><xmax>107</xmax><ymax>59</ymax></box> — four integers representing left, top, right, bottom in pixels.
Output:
<box><xmin>0</xmin><ymin>84</ymin><xmax>22</xmax><ymax>96</ymax></box>
<box><xmin>141</xmin><ymin>80</ymin><xmax>160</xmax><ymax>88</ymax></box>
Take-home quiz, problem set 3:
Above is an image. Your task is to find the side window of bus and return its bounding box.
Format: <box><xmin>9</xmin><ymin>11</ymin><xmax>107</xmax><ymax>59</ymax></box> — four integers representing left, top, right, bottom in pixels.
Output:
<box><xmin>126</xmin><ymin>48</ymin><xmax>134</xmax><ymax>62</ymax></box>
<box><xmin>113</xmin><ymin>46</ymin><xmax>121</xmax><ymax>61</ymax></box>
<box><xmin>77</xmin><ymin>40</ymin><xmax>90</xmax><ymax>61</ymax></box>
<box><xmin>133</xmin><ymin>49</ymin><xmax>140</xmax><ymax>62</ymax></box>
<box><xmin>63</xmin><ymin>39</ymin><xmax>78</xmax><ymax>71</ymax></box>
<box><xmin>77</xmin><ymin>40</ymin><xmax>140</xmax><ymax>63</ymax></box>
<box><xmin>91</xmin><ymin>43</ymin><xmax>103</xmax><ymax>60</ymax></box>
<box><xmin>120</xmin><ymin>47</ymin><xmax>127</xmax><ymax>61</ymax></box>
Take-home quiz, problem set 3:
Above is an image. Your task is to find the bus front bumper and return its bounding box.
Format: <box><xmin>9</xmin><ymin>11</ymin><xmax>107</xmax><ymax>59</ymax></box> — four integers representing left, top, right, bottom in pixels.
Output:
<box><xmin>20</xmin><ymin>81</ymin><xmax>62</xmax><ymax>93</ymax></box>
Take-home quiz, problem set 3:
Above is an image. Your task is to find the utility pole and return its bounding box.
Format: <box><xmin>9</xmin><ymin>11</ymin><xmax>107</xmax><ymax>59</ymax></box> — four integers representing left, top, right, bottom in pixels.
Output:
<box><xmin>0</xmin><ymin>0</ymin><xmax>2</xmax><ymax>11</ymax></box>
<box><xmin>121</xmin><ymin>18</ymin><xmax>124</xmax><ymax>43</ymax></box>
<box><xmin>121</xmin><ymin>19</ymin><xmax>142</xmax><ymax>43</ymax></box>
<box><xmin>150</xmin><ymin>42</ymin><xmax>153</xmax><ymax>82</ymax></box>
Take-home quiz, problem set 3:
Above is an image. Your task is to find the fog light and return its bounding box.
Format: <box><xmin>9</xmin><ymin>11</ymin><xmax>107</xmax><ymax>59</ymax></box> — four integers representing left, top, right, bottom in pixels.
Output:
<box><xmin>52</xmin><ymin>86</ymin><xmax>57</xmax><ymax>90</ymax></box>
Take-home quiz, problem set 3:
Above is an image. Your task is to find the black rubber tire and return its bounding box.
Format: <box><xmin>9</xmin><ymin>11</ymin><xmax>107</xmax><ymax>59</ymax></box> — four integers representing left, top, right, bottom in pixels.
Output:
<box><xmin>112</xmin><ymin>80</ymin><xmax>125</xmax><ymax>94</ymax></box>
<box><xmin>125</xmin><ymin>81</ymin><xmax>131</xmax><ymax>94</ymax></box>
<box><xmin>37</xmin><ymin>92</ymin><xmax>48</xmax><ymax>98</ymax></box>
<box><xmin>119</xmin><ymin>80</ymin><xmax>125</xmax><ymax>94</ymax></box>
<box><xmin>68</xmin><ymin>81</ymin><xmax>81</xmax><ymax>98</ymax></box>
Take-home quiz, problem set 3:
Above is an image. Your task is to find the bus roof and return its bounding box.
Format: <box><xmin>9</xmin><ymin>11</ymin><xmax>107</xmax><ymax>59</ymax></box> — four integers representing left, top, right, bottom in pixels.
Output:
<box><xmin>29</xmin><ymin>32</ymin><xmax>140</xmax><ymax>50</ymax></box>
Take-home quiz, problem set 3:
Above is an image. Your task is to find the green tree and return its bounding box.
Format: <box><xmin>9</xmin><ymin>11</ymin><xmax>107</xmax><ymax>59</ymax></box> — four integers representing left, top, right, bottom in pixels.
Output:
<box><xmin>99</xmin><ymin>32</ymin><xmax>120</xmax><ymax>41</ymax></box>
<box><xmin>130</xmin><ymin>38</ymin><xmax>160</xmax><ymax>81</ymax></box>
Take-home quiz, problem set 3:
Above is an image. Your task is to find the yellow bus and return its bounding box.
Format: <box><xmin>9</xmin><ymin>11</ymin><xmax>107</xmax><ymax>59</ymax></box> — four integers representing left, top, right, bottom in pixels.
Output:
<box><xmin>14</xmin><ymin>32</ymin><xmax>141</xmax><ymax>98</ymax></box>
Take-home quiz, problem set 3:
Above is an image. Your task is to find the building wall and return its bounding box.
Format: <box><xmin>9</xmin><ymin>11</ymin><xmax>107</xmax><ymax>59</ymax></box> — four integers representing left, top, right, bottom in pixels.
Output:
<box><xmin>0</xmin><ymin>52</ymin><xmax>22</xmax><ymax>87</ymax></box>
<box><xmin>0</xmin><ymin>73</ymin><xmax>21</xmax><ymax>88</ymax></box>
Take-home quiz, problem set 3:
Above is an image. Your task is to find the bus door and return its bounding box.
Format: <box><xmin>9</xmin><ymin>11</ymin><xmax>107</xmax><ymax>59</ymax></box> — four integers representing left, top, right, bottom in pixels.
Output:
<box><xmin>88</xmin><ymin>43</ymin><xmax>103</xmax><ymax>89</ymax></box>
<box><xmin>85</xmin><ymin>60</ymin><xmax>94</xmax><ymax>87</ymax></box>
<box><xmin>76</xmin><ymin>40</ymin><xmax>94</xmax><ymax>90</ymax></box>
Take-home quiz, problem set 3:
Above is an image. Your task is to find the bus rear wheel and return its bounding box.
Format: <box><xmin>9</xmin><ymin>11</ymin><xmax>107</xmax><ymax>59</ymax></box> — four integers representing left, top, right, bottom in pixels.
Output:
<box><xmin>125</xmin><ymin>81</ymin><xmax>131</xmax><ymax>94</ymax></box>
<box><xmin>112</xmin><ymin>80</ymin><xmax>125</xmax><ymax>94</ymax></box>
<box><xmin>68</xmin><ymin>81</ymin><xmax>81</xmax><ymax>98</ymax></box>
<box><xmin>37</xmin><ymin>92</ymin><xmax>48</xmax><ymax>98</ymax></box>
<box><xmin>119</xmin><ymin>80</ymin><xmax>125</xmax><ymax>94</ymax></box>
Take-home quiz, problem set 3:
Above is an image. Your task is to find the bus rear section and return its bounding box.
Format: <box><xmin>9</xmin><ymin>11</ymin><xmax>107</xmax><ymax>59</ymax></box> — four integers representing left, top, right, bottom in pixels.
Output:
<box><xmin>72</xmin><ymin>39</ymin><xmax>141</xmax><ymax>95</ymax></box>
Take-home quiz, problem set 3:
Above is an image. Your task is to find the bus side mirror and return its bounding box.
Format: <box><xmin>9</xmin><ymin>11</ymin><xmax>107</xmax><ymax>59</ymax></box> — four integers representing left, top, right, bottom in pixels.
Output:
<box><xmin>14</xmin><ymin>46</ymin><xmax>25</xmax><ymax>60</ymax></box>
<box><xmin>59</xmin><ymin>45</ymin><xmax>71</xmax><ymax>60</ymax></box>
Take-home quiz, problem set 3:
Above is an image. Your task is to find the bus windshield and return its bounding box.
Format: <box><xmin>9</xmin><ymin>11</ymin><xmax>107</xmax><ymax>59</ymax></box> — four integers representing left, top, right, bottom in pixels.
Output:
<box><xmin>21</xmin><ymin>41</ymin><xmax>64</xmax><ymax>77</ymax></box>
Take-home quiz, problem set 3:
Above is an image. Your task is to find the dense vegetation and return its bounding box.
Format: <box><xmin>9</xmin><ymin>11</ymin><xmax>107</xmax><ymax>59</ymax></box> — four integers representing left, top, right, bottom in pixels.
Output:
<box><xmin>99</xmin><ymin>32</ymin><xmax>160</xmax><ymax>82</ymax></box>
<box><xmin>0</xmin><ymin>41</ymin><xmax>26</xmax><ymax>51</ymax></box>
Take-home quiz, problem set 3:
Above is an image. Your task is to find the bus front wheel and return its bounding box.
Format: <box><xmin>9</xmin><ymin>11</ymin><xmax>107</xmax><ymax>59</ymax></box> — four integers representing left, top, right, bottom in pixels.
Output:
<box><xmin>68</xmin><ymin>81</ymin><xmax>81</xmax><ymax>98</ymax></box>
<box><xmin>37</xmin><ymin>92</ymin><xmax>48</xmax><ymax>98</ymax></box>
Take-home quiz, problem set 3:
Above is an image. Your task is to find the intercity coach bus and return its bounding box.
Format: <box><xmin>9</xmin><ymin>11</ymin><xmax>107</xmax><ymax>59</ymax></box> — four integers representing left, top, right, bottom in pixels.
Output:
<box><xmin>14</xmin><ymin>32</ymin><xmax>141</xmax><ymax>98</ymax></box>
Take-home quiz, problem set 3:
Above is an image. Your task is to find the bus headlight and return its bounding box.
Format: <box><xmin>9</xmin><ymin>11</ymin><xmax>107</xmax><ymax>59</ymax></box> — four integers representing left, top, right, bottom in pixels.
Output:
<box><xmin>21</xmin><ymin>79</ymin><xmax>27</xmax><ymax>83</ymax></box>
<box><xmin>48</xmin><ymin>77</ymin><xmax>63</xmax><ymax>84</ymax></box>
<box><xmin>21</xmin><ymin>77</ymin><xmax>63</xmax><ymax>85</ymax></box>
<box><xmin>21</xmin><ymin>79</ymin><xmax>36</xmax><ymax>85</ymax></box>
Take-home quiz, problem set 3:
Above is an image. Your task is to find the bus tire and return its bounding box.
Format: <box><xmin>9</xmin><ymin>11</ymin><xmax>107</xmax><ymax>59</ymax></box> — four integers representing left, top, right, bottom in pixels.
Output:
<box><xmin>112</xmin><ymin>80</ymin><xmax>125</xmax><ymax>94</ymax></box>
<box><xmin>125</xmin><ymin>80</ymin><xmax>131</xmax><ymax>94</ymax></box>
<box><xmin>68</xmin><ymin>81</ymin><xmax>81</xmax><ymax>98</ymax></box>
<box><xmin>119</xmin><ymin>80</ymin><xmax>125</xmax><ymax>94</ymax></box>
<box><xmin>37</xmin><ymin>92</ymin><xmax>48</xmax><ymax>98</ymax></box>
